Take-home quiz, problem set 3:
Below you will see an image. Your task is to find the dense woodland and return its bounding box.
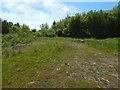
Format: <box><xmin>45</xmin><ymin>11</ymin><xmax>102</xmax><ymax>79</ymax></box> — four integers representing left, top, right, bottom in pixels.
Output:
<box><xmin>1</xmin><ymin>3</ymin><xmax>120</xmax><ymax>39</ymax></box>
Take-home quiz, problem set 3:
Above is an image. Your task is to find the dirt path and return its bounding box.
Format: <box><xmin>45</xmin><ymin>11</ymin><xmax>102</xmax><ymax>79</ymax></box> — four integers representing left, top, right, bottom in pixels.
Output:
<box><xmin>52</xmin><ymin>41</ymin><xmax>119</xmax><ymax>88</ymax></box>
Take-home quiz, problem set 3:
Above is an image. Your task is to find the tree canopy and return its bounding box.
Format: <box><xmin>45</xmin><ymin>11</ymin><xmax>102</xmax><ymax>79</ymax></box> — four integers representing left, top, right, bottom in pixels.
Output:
<box><xmin>1</xmin><ymin>3</ymin><xmax>120</xmax><ymax>39</ymax></box>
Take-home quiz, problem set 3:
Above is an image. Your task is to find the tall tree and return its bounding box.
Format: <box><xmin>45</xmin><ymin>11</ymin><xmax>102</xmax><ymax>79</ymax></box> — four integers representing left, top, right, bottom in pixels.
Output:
<box><xmin>53</xmin><ymin>21</ymin><xmax>56</xmax><ymax>26</ymax></box>
<box><xmin>68</xmin><ymin>14</ymin><xmax>81</xmax><ymax>38</ymax></box>
<box><xmin>2</xmin><ymin>20</ymin><xmax>9</xmax><ymax>34</ymax></box>
<box><xmin>40</xmin><ymin>23</ymin><xmax>49</xmax><ymax>30</ymax></box>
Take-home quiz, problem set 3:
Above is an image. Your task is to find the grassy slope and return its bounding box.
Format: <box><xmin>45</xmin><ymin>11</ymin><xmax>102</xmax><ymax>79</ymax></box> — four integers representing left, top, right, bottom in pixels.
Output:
<box><xmin>2</xmin><ymin>37</ymin><xmax>119</xmax><ymax>88</ymax></box>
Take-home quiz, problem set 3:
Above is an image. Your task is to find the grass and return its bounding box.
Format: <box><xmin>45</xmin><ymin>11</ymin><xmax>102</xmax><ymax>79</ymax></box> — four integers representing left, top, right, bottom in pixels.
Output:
<box><xmin>2</xmin><ymin>35</ymin><xmax>119</xmax><ymax>88</ymax></box>
<box><xmin>84</xmin><ymin>38</ymin><xmax>118</xmax><ymax>54</ymax></box>
<box><xmin>2</xmin><ymin>38</ymin><xmax>74</xmax><ymax>87</ymax></box>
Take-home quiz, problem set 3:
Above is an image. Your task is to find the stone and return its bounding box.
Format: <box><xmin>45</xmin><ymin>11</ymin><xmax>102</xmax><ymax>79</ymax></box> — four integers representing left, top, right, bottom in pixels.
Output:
<box><xmin>81</xmin><ymin>40</ymin><xmax>84</xmax><ymax>43</ymax></box>
<box><xmin>101</xmin><ymin>78</ymin><xmax>109</xmax><ymax>84</ymax></box>
<box><xmin>108</xmin><ymin>65</ymin><xmax>114</xmax><ymax>68</ymax></box>
<box><xmin>102</xmin><ymin>63</ymin><xmax>107</xmax><ymax>66</ymax></box>
<box><xmin>56</xmin><ymin>68</ymin><xmax>60</xmax><ymax>71</ymax></box>
<box><xmin>93</xmin><ymin>62</ymin><xmax>96</xmax><ymax>65</ymax></box>
<box><xmin>29</xmin><ymin>81</ymin><xmax>35</xmax><ymax>84</ymax></box>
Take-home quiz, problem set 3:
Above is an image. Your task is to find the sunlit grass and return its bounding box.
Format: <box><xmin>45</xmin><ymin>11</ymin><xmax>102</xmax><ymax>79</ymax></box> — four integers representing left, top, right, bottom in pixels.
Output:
<box><xmin>2</xmin><ymin>37</ymin><xmax>118</xmax><ymax>88</ymax></box>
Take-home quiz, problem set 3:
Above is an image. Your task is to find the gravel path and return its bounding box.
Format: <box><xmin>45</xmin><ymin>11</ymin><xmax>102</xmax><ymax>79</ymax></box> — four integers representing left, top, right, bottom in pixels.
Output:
<box><xmin>54</xmin><ymin>41</ymin><xmax>119</xmax><ymax>88</ymax></box>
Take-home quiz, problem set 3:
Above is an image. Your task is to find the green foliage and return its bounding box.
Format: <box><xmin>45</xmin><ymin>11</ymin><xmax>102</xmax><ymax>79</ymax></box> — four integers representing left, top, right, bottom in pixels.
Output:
<box><xmin>1</xmin><ymin>3</ymin><xmax>119</xmax><ymax>38</ymax></box>
<box><xmin>68</xmin><ymin>14</ymin><xmax>81</xmax><ymax>38</ymax></box>
<box><xmin>62</xmin><ymin>28</ymin><xmax>70</xmax><ymax>37</ymax></box>
<box><xmin>2</xmin><ymin>20</ymin><xmax>9</xmax><ymax>34</ymax></box>
<box><xmin>87</xmin><ymin>10</ymin><xmax>118</xmax><ymax>38</ymax></box>
<box><xmin>2</xmin><ymin>33</ymin><xmax>34</xmax><ymax>47</ymax></box>
<box><xmin>40</xmin><ymin>23</ymin><xmax>49</xmax><ymax>30</ymax></box>
<box><xmin>50</xmin><ymin>4</ymin><xmax>119</xmax><ymax>38</ymax></box>
<box><xmin>56</xmin><ymin>28</ymin><xmax>63</xmax><ymax>37</ymax></box>
<box><xmin>31</xmin><ymin>29</ymin><xmax>36</xmax><ymax>32</ymax></box>
<box><xmin>22</xmin><ymin>24</ymin><xmax>30</xmax><ymax>33</ymax></box>
<box><xmin>52</xmin><ymin>21</ymin><xmax>56</xmax><ymax>26</ymax></box>
<box><xmin>2</xmin><ymin>20</ymin><xmax>29</xmax><ymax>34</ymax></box>
<box><xmin>39</xmin><ymin>29</ymin><xmax>56</xmax><ymax>37</ymax></box>
<box><xmin>10</xmin><ymin>25</ymin><xmax>23</xmax><ymax>33</ymax></box>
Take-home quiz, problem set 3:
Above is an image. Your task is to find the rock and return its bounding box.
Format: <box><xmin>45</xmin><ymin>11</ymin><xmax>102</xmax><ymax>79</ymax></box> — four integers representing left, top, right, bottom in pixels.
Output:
<box><xmin>96</xmin><ymin>71</ymin><xmax>100</xmax><ymax>75</ymax></box>
<box><xmin>105</xmin><ymin>79</ymin><xmax>110</xmax><ymax>83</ymax></box>
<box><xmin>112</xmin><ymin>74</ymin><xmax>118</xmax><ymax>78</ymax></box>
<box><xmin>108</xmin><ymin>65</ymin><xmax>114</xmax><ymax>68</ymax></box>
<box><xmin>98</xmin><ymin>53</ymin><xmax>102</xmax><ymax>55</ymax></box>
<box><xmin>102</xmin><ymin>63</ymin><xmax>107</xmax><ymax>66</ymax></box>
<box><xmin>98</xmin><ymin>78</ymin><xmax>100</xmax><ymax>81</ymax></box>
<box><xmin>94</xmin><ymin>53</ymin><xmax>97</xmax><ymax>56</ymax></box>
<box><xmin>93</xmin><ymin>62</ymin><xmax>96</xmax><ymax>65</ymax></box>
<box><xmin>101</xmin><ymin>78</ymin><xmax>109</xmax><ymax>84</ymax></box>
<box><xmin>88</xmin><ymin>78</ymin><xmax>91</xmax><ymax>81</ymax></box>
<box><xmin>66</xmin><ymin>71</ymin><xmax>70</xmax><ymax>76</ymax></box>
<box><xmin>56</xmin><ymin>68</ymin><xmax>60</xmax><ymax>71</ymax></box>
<box><xmin>100</xmin><ymin>66</ymin><xmax>103</xmax><ymax>68</ymax></box>
<box><xmin>81</xmin><ymin>40</ymin><xmax>84</xmax><ymax>43</ymax></box>
<box><xmin>29</xmin><ymin>81</ymin><xmax>35</xmax><ymax>84</ymax></box>
<box><xmin>94</xmin><ymin>76</ymin><xmax>99</xmax><ymax>82</ymax></box>
<box><xmin>97</xmin><ymin>85</ymin><xmax>101</xmax><ymax>88</ymax></box>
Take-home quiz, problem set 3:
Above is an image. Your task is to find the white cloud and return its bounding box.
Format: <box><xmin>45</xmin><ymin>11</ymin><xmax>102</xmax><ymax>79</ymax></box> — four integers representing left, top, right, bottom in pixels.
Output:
<box><xmin>2</xmin><ymin>0</ymin><xmax>117</xmax><ymax>30</ymax></box>
<box><xmin>1</xmin><ymin>0</ymin><xmax>79</xmax><ymax>30</ymax></box>
<box><xmin>42</xmin><ymin>0</ymin><xmax>78</xmax><ymax>15</ymax></box>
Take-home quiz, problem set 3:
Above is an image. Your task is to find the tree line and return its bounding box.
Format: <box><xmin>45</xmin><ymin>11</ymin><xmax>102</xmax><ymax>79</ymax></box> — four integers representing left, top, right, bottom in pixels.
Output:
<box><xmin>1</xmin><ymin>2</ymin><xmax>120</xmax><ymax>39</ymax></box>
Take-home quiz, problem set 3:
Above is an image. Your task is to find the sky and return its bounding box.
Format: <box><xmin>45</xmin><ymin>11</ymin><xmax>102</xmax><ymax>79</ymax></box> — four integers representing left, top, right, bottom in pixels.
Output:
<box><xmin>0</xmin><ymin>0</ymin><xmax>119</xmax><ymax>30</ymax></box>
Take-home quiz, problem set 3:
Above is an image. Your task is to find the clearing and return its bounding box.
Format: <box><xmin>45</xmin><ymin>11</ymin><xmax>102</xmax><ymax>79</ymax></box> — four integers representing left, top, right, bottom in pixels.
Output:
<box><xmin>2</xmin><ymin>37</ymin><xmax>119</xmax><ymax>88</ymax></box>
